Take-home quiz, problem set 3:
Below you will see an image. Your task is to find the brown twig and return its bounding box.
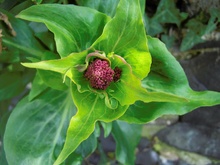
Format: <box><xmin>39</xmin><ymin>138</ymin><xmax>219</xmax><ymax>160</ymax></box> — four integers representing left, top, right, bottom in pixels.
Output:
<box><xmin>0</xmin><ymin>12</ymin><xmax>16</xmax><ymax>37</ymax></box>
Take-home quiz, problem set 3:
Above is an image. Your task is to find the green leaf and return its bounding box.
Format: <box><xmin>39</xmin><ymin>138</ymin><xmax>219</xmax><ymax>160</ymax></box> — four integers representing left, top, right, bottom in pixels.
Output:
<box><xmin>35</xmin><ymin>31</ymin><xmax>56</xmax><ymax>52</ymax></box>
<box><xmin>139</xmin><ymin>0</ymin><xmax>146</xmax><ymax>15</ymax></box>
<box><xmin>21</xmin><ymin>50</ymin><xmax>90</xmax><ymax>92</ymax></box>
<box><xmin>112</xmin><ymin>121</ymin><xmax>142</xmax><ymax>164</ymax></box>
<box><xmin>75</xmin><ymin>131</ymin><xmax>97</xmax><ymax>158</ymax></box>
<box><xmin>147</xmin><ymin>17</ymin><xmax>164</xmax><ymax>36</ymax></box>
<box><xmin>186</xmin><ymin>18</ymin><xmax>207</xmax><ymax>35</ymax></box>
<box><xmin>0</xmin><ymin>0</ymin><xmax>18</xmax><ymax>10</ymax></box>
<box><xmin>0</xmin><ymin>110</ymin><xmax>10</xmax><ymax>138</ymax></box>
<box><xmin>36</xmin><ymin>51</ymin><xmax>68</xmax><ymax>91</ymax></box>
<box><xmin>9</xmin><ymin>1</ymin><xmax>34</xmax><ymax>15</ymax></box>
<box><xmin>54</xmin><ymin>83</ymin><xmax>129</xmax><ymax>165</ymax></box>
<box><xmin>28</xmin><ymin>71</ymin><xmax>48</xmax><ymax>101</ymax></box>
<box><xmin>180</xmin><ymin>30</ymin><xmax>204</xmax><ymax>51</ymax></box>
<box><xmin>108</xmin><ymin>54</ymin><xmax>188</xmax><ymax>106</ymax></box>
<box><xmin>17</xmin><ymin>4</ymin><xmax>111</xmax><ymax>57</ymax></box>
<box><xmin>0</xmin><ymin>9</ymin><xmax>45</xmax><ymax>59</ymax></box>
<box><xmin>92</xmin><ymin>0</ymin><xmax>151</xmax><ymax>80</ymax></box>
<box><xmin>32</xmin><ymin>0</ymin><xmax>43</xmax><ymax>4</ymax></box>
<box><xmin>64</xmin><ymin>152</ymin><xmax>82</xmax><ymax>165</ymax></box>
<box><xmin>0</xmin><ymin>143</ymin><xmax>8</xmax><ymax>165</ymax></box>
<box><xmin>23</xmin><ymin>51</ymin><xmax>187</xmax><ymax>106</ymax></box>
<box><xmin>181</xmin><ymin>8</ymin><xmax>220</xmax><ymax>51</ymax></box>
<box><xmin>22</xmin><ymin>50</ymin><xmax>114</xmax><ymax>93</ymax></box>
<box><xmin>180</xmin><ymin>18</ymin><xmax>209</xmax><ymax>51</ymax></box>
<box><xmin>209</xmin><ymin>8</ymin><xmax>220</xmax><ymax>22</ymax></box>
<box><xmin>161</xmin><ymin>34</ymin><xmax>175</xmax><ymax>49</ymax></box>
<box><xmin>21</xmin><ymin>50</ymin><xmax>86</xmax><ymax>75</ymax></box>
<box><xmin>120</xmin><ymin>36</ymin><xmax>220</xmax><ymax>123</ymax></box>
<box><xmin>0</xmin><ymin>72</ymin><xmax>26</xmax><ymax>101</ymax></box>
<box><xmin>153</xmin><ymin>0</ymin><xmax>188</xmax><ymax>26</ymax></box>
<box><xmin>0</xmin><ymin>50</ymin><xmax>20</xmax><ymax>63</ymax></box>
<box><xmin>100</xmin><ymin>122</ymin><xmax>112</xmax><ymax>138</ymax></box>
<box><xmin>38</xmin><ymin>70</ymin><xmax>68</xmax><ymax>91</ymax></box>
<box><xmin>147</xmin><ymin>0</ymin><xmax>187</xmax><ymax>36</ymax></box>
<box><xmin>180</xmin><ymin>19</ymin><xmax>207</xmax><ymax>51</ymax></box>
<box><xmin>205</xmin><ymin>8</ymin><xmax>220</xmax><ymax>34</ymax></box>
<box><xmin>76</xmin><ymin>0</ymin><xmax>119</xmax><ymax>17</ymax></box>
<box><xmin>64</xmin><ymin>131</ymin><xmax>98</xmax><ymax>165</ymax></box>
<box><xmin>4</xmin><ymin>89</ymin><xmax>76</xmax><ymax>165</ymax></box>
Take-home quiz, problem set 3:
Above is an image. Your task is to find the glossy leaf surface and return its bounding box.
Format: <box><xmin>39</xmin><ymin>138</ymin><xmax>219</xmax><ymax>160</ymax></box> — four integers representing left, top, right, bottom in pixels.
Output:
<box><xmin>0</xmin><ymin>9</ymin><xmax>45</xmax><ymax>59</ymax></box>
<box><xmin>21</xmin><ymin>51</ymin><xmax>89</xmax><ymax>92</ymax></box>
<box><xmin>53</xmin><ymin>83</ymin><xmax>129</xmax><ymax>165</ymax></box>
<box><xmin>8</xmin><ymin>1</ymin><xmax>220</xmax><ymax>165</ymax></box>
<box><xmin>92</xmin><ymin>0</ymin><xmax>151</xmax><ymax>80</ymax></box>
<box><xmin>120</xmin><ymin>36</ymin><xmax>220</xmax><ymax>123</ymax></box>
<box><xmin>38</xmin><ymin>51</ymin><xmax>68</xmax><ymax>91</ymax></box>
<box><xmin>18</xmin><ymin>3</ymin><xmax>191</xmax><ymax>163</ymax></box>
<box><xmin>22</xmin><ymin>51</ymin><xmax>187</xmax><ymax>105</ymax></box>
<box><xmin>4</xmin><ymin>89</ymin><xmax>76</xmax><ymax>165</ymax></box>
<box><xmin>112</xmin><ymin>121</ymin><xmax>142</xmax><ymax>164</ymax></box>
<box><xmin>76</xmin><ymin>0</ymin><xmax>119</xmax><ymax>17</ymax></box>
<box><xmin>28</xmin><ymin>72</ymin><xmax>48</xmax><ymax>101</ymax></box>
<box><xmin>107</xmin><ymin>54</ymin><xmax>188</xmax><ymax>105</ymax></box>
<box><xmin>17</xmin><ymin>4</ymin><xmax>110</xmax><ymax>57</ymax></box>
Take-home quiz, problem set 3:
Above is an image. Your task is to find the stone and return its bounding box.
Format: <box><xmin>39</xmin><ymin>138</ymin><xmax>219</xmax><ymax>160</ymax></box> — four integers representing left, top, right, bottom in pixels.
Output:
<box><xmin>135</xmin><ymin>149</ymin><xmax>159</xmax><ymax>165</ymax></box>
<box><xmin>142</xmin><ymin>115</ymin><xmax>179</xmax><ymax>139</ymax></box>
<box><xmin>153</xmin><ymin>136</ymin><xmax>212</xmax><ymax>165</ymax></box>
<box><xmin>180</xmin><ymin>51</ymin><xmax>220</xmax><ymax>92</ymax></box>
<box><xmin>180</xmin><ymin>106</ymin><xmax>220</xmax><ymax>128</ymax></box>
<box><xmin>156</xmin><ymin>122</ymin><xmax>220</xmax><ymax>160</ymax></box>
<box><xmin>159</xmin><ymin>158</ymin><xmax>190</xmax><ymax>165</ymax></box>
<box><xmin>99</xmin><ymin>132</ymin><xmax>116</xmax><ymax>153</ymax></box>
<box><xmin>137</xmin><ymin>138</ymin><xmax>151</xmax><ymax>152</ymax></box>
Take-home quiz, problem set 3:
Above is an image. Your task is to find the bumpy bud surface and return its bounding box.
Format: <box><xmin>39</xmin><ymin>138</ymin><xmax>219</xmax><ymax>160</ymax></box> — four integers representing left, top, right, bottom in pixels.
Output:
<box><xmin>113</xmin><ymin>67</ymin><xmax>122</xmax><ymax>82</ymax></box>
<box><xmin>84</xmin><ymin>59</ymin><xmax>115</xmax><ymax>90</ymax></box>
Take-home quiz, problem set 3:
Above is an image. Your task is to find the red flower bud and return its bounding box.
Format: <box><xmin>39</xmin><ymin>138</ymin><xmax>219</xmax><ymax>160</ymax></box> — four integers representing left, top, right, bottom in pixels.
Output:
<box><xmin>113</xmin><ymin>67</ymin><xmax>122</xmax><ymax>82</ymax></box>
<box><xmin>84</xmin><ymin>59</ymin><xmax>115</xmax><ymax>90</ymax></box>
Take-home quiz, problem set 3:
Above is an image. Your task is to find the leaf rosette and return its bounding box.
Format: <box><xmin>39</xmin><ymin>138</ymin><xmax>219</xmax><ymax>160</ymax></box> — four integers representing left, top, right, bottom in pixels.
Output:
<box><xmin>5</xmin><ymin>0</ymin><xmax>220</xmax><ymax>165</ymax></box>
<box><xmin>10</xmin><ymin>0</ymin><xmax>189</xmax><ymax>164</ymax></box>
